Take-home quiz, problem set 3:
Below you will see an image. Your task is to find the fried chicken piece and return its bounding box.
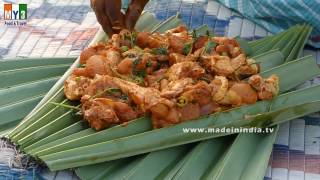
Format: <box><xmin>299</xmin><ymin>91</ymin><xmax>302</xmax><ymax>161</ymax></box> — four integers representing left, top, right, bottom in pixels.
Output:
<box><xmin>136</xmin><ymin>32</ymin><xmax>168</xmax><ymax>49</ymax></box>
<box><xmin>82</xmin><ymin>75</ymin><xmax>126</xmax><ymax>102</ymax></box>
<box><xmin>177</xmin><ymin>103</ymin><xmax>200</xmax><ymax>121</ymax></box>
<box><xmin>136</xmin><ymin>53</ymin><xmax>158</xmax><ymax>72</ymax></box>
<box><xmin>122</xmin><ymin>48</ymin><xmax>141</xmax><ymax>58</ymax></box>
<box><xmin>165</xmin><ymin>26</ymin><xmax>192</xmax><ymax>54</ymax></box>
<box><xmin>73</xmin><ymin>55</ymin><xmax>111</xmax><ymax>78</ymax></box>
<box><xmin>219</xmin><ymin>83</ymin><xmax>258</xmax><ymax>107</ymax></box>
<box><xmin>180</xmin><ymin>81</ymin><xmax>212</xmax><ymax>106</ymax></box>
<box><xmin>103</xmin><ymin>75</ymin><xmax>180</xmax><ymax>128</ymax></box>
<box><xmin>210</xmin><ymin>37</ymin><xmax>242</xmax><ymax>58</ymax></box>
<box><xmin>166</xmin><ymin>25</ymin><xmax>190</xmax><ymax>40</ymax></box>
<box><xmin>168</xmin><ymin>35</ymin><xmax>187</xmax><ymax>54</ymax></box>
<box><xmin>144</xmin><ymin>68</ymin><xmax>168</xmax><ymax>89</ymax></box>
<box><xmin>234</xmin><ymin>58</ymin><xmax>259</xmax><ymax>78</ymax></box>
<box><xmin>149</xmin><ymin>33</ymin><xmax>169</xmax><ymax>48</ymax></box>
<box><xmin>117</xmin><ymin>57</ymin><xmax>133</xmax><ymax>75</ymax></box>
<box><xmin>162</xmin><ymin>80</ymin><xmax>213</xmax><ymax>122</ymax></box>
<box><xmin>64</xmin><ymin>75</ymin><xmax>91</xmax><ymax>100</ymax></box>
<box><xmin>106</xmin><ymin>75</ymin><xmax>174</xmax><ymax>110</ymax></box>
<box><xmin>112</xmin><ymin>101</ymin><xmax>138</xmax><ymax>122</ymax></box>
<box><xmin>136</xmin><ymin>32</ymin><xmax>149</xmax><ymax>48</ymax></box>
<box><xmin>248</xmin><ymin>74</ymin><xmax>279</xmax><ymax>100</ymax></box>
<box><xmin>108</xmin><ymin>30</ymin><xmax>136</xmax><ymax>48</ymax></box>
<box><xmin>79</xmin><ymin>43</ymin><xmax>109</xmax><ymax>64</ymax></box>
<box><xmin>201</xmin><ymin>55</ymin><xmax>234</xmax><ymax>76</ymax></box>
<box><xmin>193</xmin><ymin>36</ymin><xmax>209</xmax><ymax>52</ymax></box>
<box><xmin>105</xmin><ymin>48</ymin><xmax>122</xmax><ymax>66</ymax></box>
<box><xmin>210</xmin><ymin>76</ymin><xmax>229</xmax><ymax>102</ymax></box>
<box><xmin>166</xmin><ymin>61</ymin><xmax>205</xmax><ymax>81</ymax></box>
<box><xmin>82</xmin><ymin>98</ymin><xmax>137</xmax><ymax>131</ymax></box>
<box><xmin>82</xmin><ymin>98</ymin><xmax>119</xmax><ymax>130</ymax></box>
<box><xmin>110</xmin><ymin>34</ymin><xmax>121</xmax><ymax>48</ymax></box>
<box><xmin>161</xmin><ymin>78</ymin><xmax>194</xmax><ymax>98</ymax></box>
<box><xmin>168</xmin><ymin>53</ymin><xmax>197</xmax><ymax>65</ymax></box>
<box><xmin>118</xmin><ymin>52</ymin><xmax>158</xmax><ymax>76</ymax></box>
<box><xmin>166</xmin><ymin>25</ymin><xmax>188</xmax><ymax>34</ymax></box>
<box><xmin>201</xmin><ymin>52</ymin><xmax>258</xmax><ymax>79</ymax></box>
<box><xmin>199</xmin><ymin>102</ymin><xmax>221</xmax><ymax>115</ymax></box>
<box><xmin>151</xmin><ymin>107</ymin><xmax>181</xmax><ymax>128</ymax></box>
<box><xmin>231</xmin><ymin>54</ymin><xmax>246</xmax><ymax>70</ymax></box>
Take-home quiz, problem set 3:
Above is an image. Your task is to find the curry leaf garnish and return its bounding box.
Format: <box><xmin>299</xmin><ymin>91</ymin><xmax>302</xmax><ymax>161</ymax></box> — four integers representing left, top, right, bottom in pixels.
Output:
<box><xmin>146</xmin><ymin>59</ymin><xmax>153</xmax><ymax>67</ymax></box>
<box><xmin>152</xmin><ymin>47</ymin><xmax>168</xmax><ymax>55</ymax></box>
<box><xmin>192</xmin><ymin>29</ymin><xmax>197</xmax><ymax>39</ymax></box>
<box><xmin>206</xmin><ymin>30</ymin><xmax>215</xmax><ymax>37</ymax></box>
<box><xmin>183</xmin><ymin>42</ymin><xmax>192</xmax><ymax>55</ymax></box>
<box><xmin>132</xmin><ymin>56</ymin><xmax>147</xmax><ymax>78</ymax></box>
<box><xmin>205</xmin><ymin>41</ymin><xmax>217</xmax><ymax>54</ymax></box>
<box><xmin>130</xmin><ymin>32</ymin><xmax>138</xmax><ymax>47</ymax></box>
<box><xmin>120</xmin><ymin>46</ymin><xmax>129</xmax><ymax>52</ymax></box>
<box><xmin>91</xmin><ymin>88</ymin><xmax>122</xmax><ymax>99</ymax></box>
<box><xmin>134</xmin><ymin>76</ymin><xmax>145</xmax><ymax>85</ymax></box>
<box><xmin>134</xmin><ymin>70</ymin><xmax>147</xmax><ymax>78</ymax></box>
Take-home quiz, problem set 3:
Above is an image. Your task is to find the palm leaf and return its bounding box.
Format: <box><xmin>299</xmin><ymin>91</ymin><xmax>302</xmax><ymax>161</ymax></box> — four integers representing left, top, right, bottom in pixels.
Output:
<box><xmin>0</xmin><ymin>77</ymin><xmax>58</xmax><ymax>106</ymax></box>
<box><xmin>0</xmin><ymin>95</ymin><xmax>44</xmax><ymax>134</ymax></box>
<box><xmin>0</xmin><ymin>64</ymin><xmax>71</xmax><ymax>88</ymax></box>
<box><xmin>171</xmin><ymin>136</ymin><xmax>235</xmax><ymax>180</ymax></box>
<box><xmin>28</xmin><ymin>117</ymin><xmax>151</xmax><ymax>155</ymax></box>
<box><xmin>0</xmin><ymin>57</ymin><xmax>75</xmax><ymax>137</ymax></box>
<box><xmin>112</xmin><ymin>145</ymin><xmax>191</xmax><ymax>180</ymax></box>
<box><xmin>203</xmin><ymin>127</ymin><xmax>278</xmax><ymax>180</ymax></box>
<box><xmin>135</xmin><ymin>11</ymin><xmax>160</xmax><ymax>31</ymax></box>
<box><xmin>0</xmin><ymin>57</ymin><xmax>75</xmax><ymax>71</ymax></box>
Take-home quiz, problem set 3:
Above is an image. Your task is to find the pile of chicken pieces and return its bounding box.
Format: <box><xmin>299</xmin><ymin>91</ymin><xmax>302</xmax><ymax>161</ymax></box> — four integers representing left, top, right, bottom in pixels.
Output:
<box><xmin>64</xmin><ymin>26</ymin><xmax>279</xmax><ymax>130</ymax></box>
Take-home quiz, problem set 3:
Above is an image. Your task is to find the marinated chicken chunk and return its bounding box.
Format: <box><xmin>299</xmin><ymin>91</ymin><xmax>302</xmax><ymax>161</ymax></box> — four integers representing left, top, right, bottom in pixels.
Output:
<box><xmin>82</xmin><ymin>75</ymin><xmax>126</xmax><ymax>102</ymax></box>
<box><xmin>249</xmin><ymin>74</ymin><xmax>279</xmax><ymax>100</ymax></box>
<box><xmin>104</xmin><ymin>75</ymin><xmax>180</xmax><ymax>128</ymax></box>
<box><xmin>82</xmin><ymin>98</ymin><xmax>137</xmax><ymax>130</ymax></box>
<box><xmin>219</xmin><ymin>83</ymin><xmax>258</xmax><ymax>107</ymax></box>
<box><xmin>64</xmin><ymin>75</ymin><xmax>91</xmax><ymax>100</ymax></box>
<box><xmin>79</xmin><ymin>43</ymin><xmax>109</xmax><ymax>64</ymax></box>
<box><xmin>166</xmin><ymin>61</ymin><xmax>205</xmax><ymax>81</ymax></box>
<box><xmin>73</xmin><ymin>55</ymin><xmax>113</xmax><ymax>78</ymax></box>
<box><xmin>161</xmin><ymin>78</ymin><xmax>194</xmax><ymax>98</ymax></box>
<box><xmin>82</xmin><ymin>98</ymin><xmax>119</xmax><ymax>130</ymax></box>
